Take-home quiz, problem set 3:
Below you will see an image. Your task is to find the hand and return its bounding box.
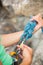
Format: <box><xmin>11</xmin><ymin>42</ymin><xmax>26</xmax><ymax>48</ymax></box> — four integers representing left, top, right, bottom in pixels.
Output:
<box><xmin>17</xmin><ymin>44</ymin><xmax>33</xmax><ymax>65</ymax></box>
<box><xmin>31</xmin><ymin>13</ymin><xmax>43</xmax><ymax>33</ymax></box>
<box><xmin>22</xmin><ymin>14</ymin><xmax>43</xmax><ymax>40</ymax></box>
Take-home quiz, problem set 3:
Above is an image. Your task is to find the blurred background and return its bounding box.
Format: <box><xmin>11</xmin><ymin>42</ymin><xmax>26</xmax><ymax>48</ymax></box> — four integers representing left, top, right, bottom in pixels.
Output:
<box><xmin>0</xmin><ymin>0</ymin><xmax>43</xmax><ymax>65</ymax></box>
<box><xmin>0</xmin><ymin>0</ymin><xmax>43</xmax><ymax>34</ymax></box>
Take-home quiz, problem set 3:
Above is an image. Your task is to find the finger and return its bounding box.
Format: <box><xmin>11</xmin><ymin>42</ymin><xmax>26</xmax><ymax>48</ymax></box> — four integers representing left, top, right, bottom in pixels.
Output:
<box><xmin>19</xmin><ymin>54</ymin><xmax>23</xmax><ymax>59</ymax></box>
<box><xmin>32</xmin><ymin>14</ymin><xmax>42</xmax><ymax>22</ymax></box>
<box><xmin>17</xmin><ymin>44</ymin><xmax>25</xmax><ymax>50</ymax></box>
<box><xmin>33</xmin><ymin>24</ymin><xmax>41</xmax><ymax>34</ymax></box>
<box><xmin>33</xmin><ymin>13</ymin><xmax>41</xmax><ymax>19</ymax></box>
<box><xmin>17</xmin><ymin>45</ymin><xmax>20</xmax><ymax>48</ymax></box>
<box><xmin>23</xmin><ymin>44</ymin><xmax>33</xmax><ymax>55</ymax></box>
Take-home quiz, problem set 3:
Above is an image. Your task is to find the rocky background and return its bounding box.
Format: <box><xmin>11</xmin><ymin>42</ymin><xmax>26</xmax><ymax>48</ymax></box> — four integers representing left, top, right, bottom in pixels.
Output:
<box><xmin>0</xmin><ymin>0</ymin><xmax>43</xmax><ymax>65</ymax></box>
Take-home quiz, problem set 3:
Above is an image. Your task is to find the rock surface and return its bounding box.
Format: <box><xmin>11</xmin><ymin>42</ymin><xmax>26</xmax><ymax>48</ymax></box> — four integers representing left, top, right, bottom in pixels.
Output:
<box><xmin>31</xmin><ymin>40</ymin><xmax>43</xmax><ymax>65</ymax></box>
<box><xmin>0</xmin><ymin>0</ymin><xmax>43</xmax><ymax>65</ymax></box>
<box><xmin>1</xmin><ymin>0</ymin><xmax>43</xmax><ymax>17</ymax></box>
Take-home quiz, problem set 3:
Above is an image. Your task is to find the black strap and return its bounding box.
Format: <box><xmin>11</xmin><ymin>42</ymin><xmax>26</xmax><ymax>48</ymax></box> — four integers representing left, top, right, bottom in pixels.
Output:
<box><xmin>12</xmin><ymin>61</ymin><xmax>19</xmax><ymax>65</ymax></box>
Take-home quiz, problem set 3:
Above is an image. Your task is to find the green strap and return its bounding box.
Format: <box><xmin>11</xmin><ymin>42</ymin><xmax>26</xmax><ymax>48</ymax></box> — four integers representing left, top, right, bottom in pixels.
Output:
<box><xmin>0</xmin><ymin>35</ymin><xmax>13</xmax><ymax>65</ymax></box>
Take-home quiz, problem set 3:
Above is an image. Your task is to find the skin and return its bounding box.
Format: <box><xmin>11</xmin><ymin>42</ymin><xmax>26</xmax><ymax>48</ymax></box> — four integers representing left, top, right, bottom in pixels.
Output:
<box><xmin>32</xmin><ymin>14</ymin><xmax>43</xmax><ymax>33</ymax></box>
<box><xmin>0</xmin><ymin>13</ymin><xmax>43</xmax><ymax>65</ymax></box>
<box><xmin>20</xmin><ymin>13</ymin><xmax>43</xmax><ymax>65</ymax></box>
<box><xmin>0</xmin><ymin>31</ymin><xmax>33</xmax><ymax>65</ymax></box>
<box><xmin>18</xmin><ymin>44</ymin><xmax>33</xmax><ymax>65</ymax></box>
<box><xmin>0</xmin><ymin>44</ymin><xmax>32</xmax><ymax>65</ymax></box>
<box><xmin>1</xmin><ymin>14</ymin><xmax>43</xmax><ymax>47</ymax></box>
<box><xmin>1</xmin><ymin>31</ymin><xmax>23</xmax><ymax>47</ymax></box>
<box><xmin>0</xmin><ymin>61</ymin><xmax>2</xmax><ymax>65</ymax></box>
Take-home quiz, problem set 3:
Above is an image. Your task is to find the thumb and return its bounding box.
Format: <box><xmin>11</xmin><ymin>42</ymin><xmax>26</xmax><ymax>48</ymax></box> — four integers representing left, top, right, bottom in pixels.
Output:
<box><xmin>17</xmin><ymin>44</ymin><xmax>25</xmax><ymax>50</ymax></box>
